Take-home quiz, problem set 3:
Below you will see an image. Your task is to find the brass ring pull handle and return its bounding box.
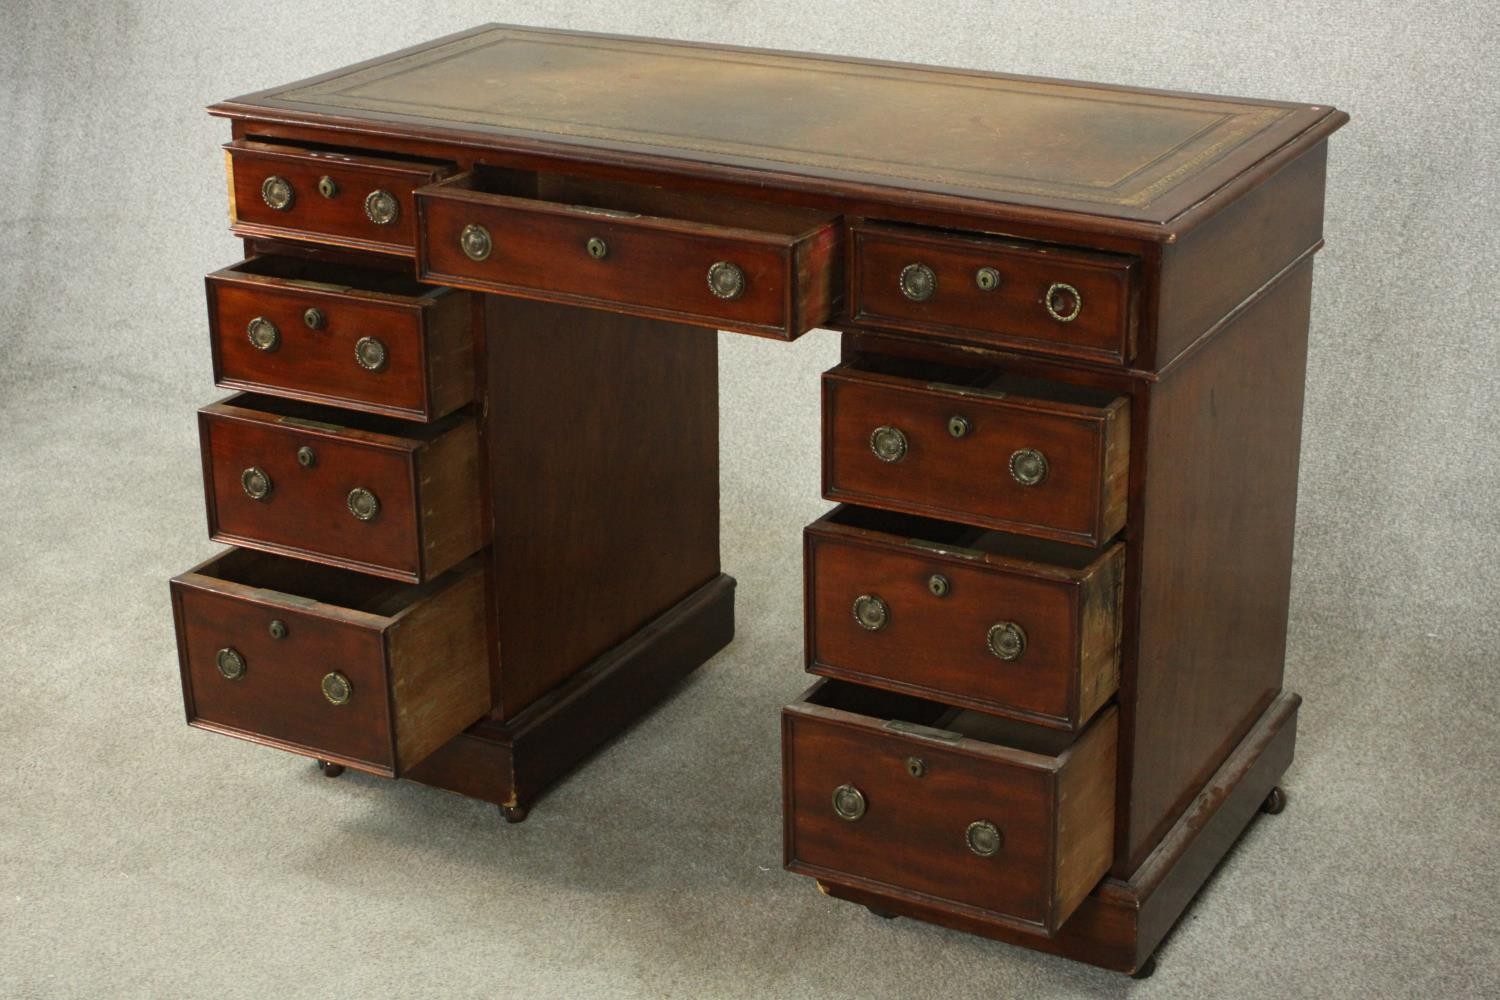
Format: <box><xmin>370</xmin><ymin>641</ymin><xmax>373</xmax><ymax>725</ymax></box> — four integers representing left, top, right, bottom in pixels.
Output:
<box><xmin>966</xmin><ymin>820</ymin><xmax>1003</xmax><ymax>857</ymax></box>
<box><xmin>986</xmin><ymin>621</ymin><xmax>1027</xmax><ymax>661</ymax></box>
<box><xmin>899</xmin><ymin>262</ymin><xmax>936</xmax><ymax>301</ymax></box>
<box><xmin>869</xmin><ymin>425</ymin><xmax>908</xmax><ymax>463</ymax></box>
<box><xmin>586</xmin><ymin>236</ymin><xmax>609</xmax><ymax>260</ymax></box>
<box><xmin>1009</xmin><ymin>448</ymin><xmax>1048</xmax><ymax>486</ymax></box>
<box><xmin>707</xmin><ymin>260</ymin><xmax>745</xmax><ymax>299</ymax></box>
<box><xmin>321</xmin><ymin>671</ymin><xmax>353</xmax><ymax>706</ymax></box>
<box><xmin>852</xmin><ymin>594</ymin><xmax>889</xmax><ymax>631</ymax></box>
<box><xmin>240</xmin><ymin>467</ymin><xmax>272</xmax><ymax>501</ymax></box>
<box><xmin>346</xmin><ymin>488</ymin><xmax>380</xmax><ymax>521</ymax></box>
<box><xmin>364</xmin><ymin>189</ymin><xmax>400</xmax><ymax>225</ymax></box>
<box><xmin>246</xmin><ymin>316</ymin><xmax>280</xmax><ymax>352</ymax></box>
<box><xmin>832</xmin><ymin>784</ymin><xmax>867</xmax><ymax>821</ymax></box>
<box><xmin>355</xmin><ymin>337</ymin><xmax>388</xmax><ymax>372</ymax></box>
<box><xmin>1045</xmin><ymin>282</ymin><xmax>1083</xmax><ymax>323</ymax></box>
<box><xmin>215</xmin><ymin>647</ymin><xmax>247</xmax><ymax>681</ymax></box>
<box><xmin>261</xmin><ymin>175</ymin><xmax>294</xmax><ymax>211</ymax></box>
<box><xmin>460</xmin><ymin>223</ymin><xmax>492</xmax><ymax>261</ymax></box>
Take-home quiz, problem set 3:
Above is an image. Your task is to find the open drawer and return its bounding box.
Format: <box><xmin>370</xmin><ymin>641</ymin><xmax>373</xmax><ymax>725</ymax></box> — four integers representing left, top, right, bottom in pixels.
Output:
<box><xmin>199</xmin><ymin>394</ymin><xmax>484</xmax><ymax>584</ymax></box>
<box><xmin>207</xmin><ymin>255</ymin><xmax>473</xmax><ymax>422</ymax></box>
<box><xmin>783</xmin><ymin>679</ymin><xmax>1116</xmax><ymax>936</ymax></box>
<box><xmin>171</xmin><ymin>548</ymin><xmax>491</xmax><ymax>777</ymax></box>
<box><xmin>805</xmin><ymin>505</ymin><xmax>1124</xmax><ymax>731</ymax></box>
<box><xmin>415</xmin><ymin>170</ymin><xmax>842</xmax><ymax>339</ymax></box>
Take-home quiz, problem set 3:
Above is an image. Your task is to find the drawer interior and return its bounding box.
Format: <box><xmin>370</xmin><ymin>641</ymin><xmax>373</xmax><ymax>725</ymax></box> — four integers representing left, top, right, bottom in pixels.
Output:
<box><xmin>842</xmin><ymin>354</ymin><xmax>1123</xmax><ymax>409</ymax></box>
<box><xmin>225</xmin><ymin>254</ymin><xmax>434</xmax><ymax>299</ymax></box>
<box><xmin>803</xmin><ymin>678</ymin><xmax>1081</xmax><ymax>759</ymax></box>
<box><xmin>190</xmin><ymin>547</ymin><xmax>449</xmax><ymax>618</ymax></box>
<box><xmin>217</xmin><ymin>392</ymin><xmax>466</xmax><ymax>442</ymax></box>
<box><xmin>822</xmin><ymin>504</ymin><xmax>1112</xmax><ymax>571</ymax></box>
<box><xmin>430</xmin><ymin>166</ymin><xmax>837</xmax><ymax>237</ymax></box>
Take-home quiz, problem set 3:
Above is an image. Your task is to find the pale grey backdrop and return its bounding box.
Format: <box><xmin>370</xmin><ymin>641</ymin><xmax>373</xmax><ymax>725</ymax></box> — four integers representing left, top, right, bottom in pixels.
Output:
<box><xmin>3</xmin><ymin>2</ymin><xmax>1496</xmax><ymax>998</ymax></box>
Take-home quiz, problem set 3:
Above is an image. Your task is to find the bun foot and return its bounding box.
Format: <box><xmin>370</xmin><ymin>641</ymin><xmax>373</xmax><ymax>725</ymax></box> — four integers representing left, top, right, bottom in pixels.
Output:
<box><xmin>1130</xmin><ymin>955</ymin><xmax>1157</xmax><ymax>980</ymax></box>
<box><xmin>500</xmin><ymin>803</ymin><xmax>529</xmax><ymax>824</ymax></box>
<box><xmin>866</xmin><ymin>906</ymin><xmax>899</xmax><ymax>920</ymax></box>
<box><xmin>316</xmin><ymin>760</ymin><xmax>345</xmax><ymax>778</ymax></box>
<box><xmin>1260</xmin><ymin>786</ymin><xmax>1288</xmax><ymax>815</ymax></box>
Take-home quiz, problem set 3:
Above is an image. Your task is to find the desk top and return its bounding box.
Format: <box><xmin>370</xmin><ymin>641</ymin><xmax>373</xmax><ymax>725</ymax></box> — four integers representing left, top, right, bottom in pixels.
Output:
<box><xmin>213</xmin><ymin>25</ymin><xmax>1344</xmax><ymax>232</ymax></box>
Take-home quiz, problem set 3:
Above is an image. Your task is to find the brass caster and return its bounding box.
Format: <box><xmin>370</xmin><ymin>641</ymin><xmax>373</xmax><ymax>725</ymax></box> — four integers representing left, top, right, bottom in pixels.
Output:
<box><xmin>316</xmin><ymin>759</ymin><xmax>345</xmax><ymax>778</ymax></box>
<box><xmin>866</xmin><ymin>906</ymin><xmax>898</xmax><ymax>920</ymax></box>
<box><xmin>500</xmin><ymin>804</ymin><xmax>529</xmax><ymax>824</ymax></box>
<box><xmin>1260</xmin><ymin>786</ymin><xmax>1288</xmax><ymax>815</ymax></box>
<box><xmin>1131</xmin><ymin>955</ymin><xmax>1157</xmax><ymax>980</ymax></box>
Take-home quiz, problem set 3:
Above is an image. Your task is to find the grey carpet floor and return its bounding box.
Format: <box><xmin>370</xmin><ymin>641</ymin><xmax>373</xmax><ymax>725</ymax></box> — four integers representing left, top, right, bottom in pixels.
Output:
<box><xmin>4</xmin><ymin>2</ymin><xmax>1499</xmax><ymax>998</ymax></box>
<box><xmin>3</xmin><ymin>340</ymin><xmax>1495</xmax><ymax>999</ymax></box>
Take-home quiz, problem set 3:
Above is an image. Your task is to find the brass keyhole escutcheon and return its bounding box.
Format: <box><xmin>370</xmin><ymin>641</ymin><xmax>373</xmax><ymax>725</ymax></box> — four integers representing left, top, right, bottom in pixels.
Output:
<box><xmin>302</xmin><ymin>307</ymin><xmax>325</xmax><ymax>330</ymax></box>
<box><xmin>899</xmin><ymin>262</ymin><xmax>936</xmax><ymax>302</ymax></box>
<box><xmin>215</xmin><ymin>647</ymin><xmax>246</xmax><ymax>681</ymax></box>
<box><xmin>296</xmin><ymin>446</ymin><xmax>316</xmax><ymax>468</ymax></box>
<box><xmin>852</xmin><ymin>594</ymin><xmax>889</xmax><ymax>631</ymax></box>
<box><xmin>986</xmin><ymin>621</ymin><xmax>1027</xmax><ymax>661</ymax></box>
<box><xmin>869</xmin><ymin>425</ymin><xmax>908</xmax><ymax>463</ymax></box>
<box><xmin>460</xmin><ymin>223</ymin><xmax>492</xmax><ymax>261</ymax></box>
<box><xmin>707</xmin><ymin>260</ymin><xmax>745</xmax><ymax>300</ymax></box>
<box><xmin>927</xmin><ymin>574</ymin><xmax>950</xmax><ymax>598</ymax></box>
<box><xmin>346</xmin><ymin>488</ymin><xmax>380</xmax><ymax>521</ymax></box>
<box><xmin>1045</xmin><ymin>282</ymin><xmax>1083</xmax><ymax>323</ymax></box>
<box><xmin>947</xmin><ymin>415</ymin><xmax>971</xmax><ymax>439</ymax></box>
<box><xmin>586</xmin><ymin>236</ymin><xmax>609</xmax><ymax>260</ymax></box>
<box><xmin>832</xmin><ymin>784</ymin><xmax>867</xmax><ymax>821</ymax></box>
<box><xmin>267</xmin><ymin>619</ymin><xmax>288</xmax><ymax>640</ymax></box>
<box><xmin>364</xmin><ymin>189</ymin><xmax>399</xmax><ymax>225</ymax></box>
<box><xmin>246</xmin><ymin>316</ymin><xmax>280</xmax><ymax>352</ymax></box>
<box><xmin>321</xmin><ymin>671</ymin><xmax>353</xmax><ymax>706</ymax></box>
<box><xmin>317</xmin><ymin>175</ymin><xmax>339</xmax><ymax>199</ymax></box>
<box><xmin>355</xmin><ymin>337</ymin><xmax>388</xmax><ymax>372</ymax></box>
<box><xmin>260</xmin><ymin>175</ymin><xmax>294</xmax><ymax>211</ymax></box>
<box><xmin>905</xmin><ymin>757</ymin><xmax>927</xmax><ymax>779</ymax></box>
<box><xmin>966</xmin><ymin>820</ymin><xmax>1003</xmax><ymax>857</ymax></box>
<box><xmin>240</xmin><ymin>466</ymin><xmax>272</xmax><ymax>501</ymax></box>
<box><xmin>975</xmin><ymin>266</ymin><xmax>1001</xmax><ymax>291</ymax></box>
<box><xmin>1009</xmin><ymin>448</ymin><xmax>1048</xmax><ymax>486</ymax></box>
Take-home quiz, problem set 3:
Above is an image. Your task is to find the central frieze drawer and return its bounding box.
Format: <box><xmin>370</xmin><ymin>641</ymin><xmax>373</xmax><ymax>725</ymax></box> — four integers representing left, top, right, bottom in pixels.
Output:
<box><xmin>414</xmin><ymin>170</ymin><xmax>842</xmax><ymax>339</ymax></box>
<box><xmin>171</xmin><ymin>548</ymin><xmax>490</xmax><ymax>777</ymax></box>
<box><xmin>783</xmin><ymin>679</ymin><xmax>1117</xmax><ymax>937</ymax></box>
<box><xmin>823</xmin><ymin>361</ymin><xmax>1131</xmax><ymax>546</ymax></box>
<box><xmin>199</xmin><ymin>394</ymin><xmax>484</xmax><ymax>584</ymax></box>
<box><xmin>806</xmin><ymin>505</ymin><xmax>1124</xmax><ymax>731</ymax></box>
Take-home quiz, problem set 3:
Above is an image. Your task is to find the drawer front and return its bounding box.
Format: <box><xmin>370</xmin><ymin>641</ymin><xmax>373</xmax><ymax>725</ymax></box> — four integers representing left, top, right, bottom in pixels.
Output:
<box><xmin>415</xmin><ymin>173</ymin><xmax>840</xmax><ymax>339</ymax></box>
<box><xmin>783</xmin><ymin>683</ymin><xmax>1117</xmax><ymax>934</ymax></box>
<box><xmin>199</xmin><ymin>398</ymin><xmax>483</xmax><ymax>583</ymax></box>
<box><xmin>850</xmin><ymin>224</ymin><xmax>1137</xmax><ymax>364</ymax></box>
<box><xmin>823</xmin><ymin>367</ymin><xmax>1130</xmax><ymax>545</ymax></box>
<box><xmin>175</xmin><ymin>575</ymin><xmax>396</xmax><ymax>769</ymax></box>
<box><xmin>208</xmin><ymin>258</ymin><xmax>474</xmax><ymax>422</ymax></box>
<box><xmin>171</xmin><ymin>550</ymin><xmax>490</xmax><ymax>776</ymax></box>
<box><xmin>226</xmin><ymin>140</ymin><xmax>449</xmax><ymax>255</ymax></box>
<box><xmin>806</xmin><ymin>513</ymin><xmax>1124</xmax><ymax>730</ymax></box>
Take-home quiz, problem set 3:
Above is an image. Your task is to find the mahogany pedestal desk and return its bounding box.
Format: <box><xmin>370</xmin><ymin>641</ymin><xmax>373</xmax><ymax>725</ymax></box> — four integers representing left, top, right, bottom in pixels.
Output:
<box><xmin>169</xmin><ymin>25</ymin><xmax>1346</xmax><ymax>976</ymax></box>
